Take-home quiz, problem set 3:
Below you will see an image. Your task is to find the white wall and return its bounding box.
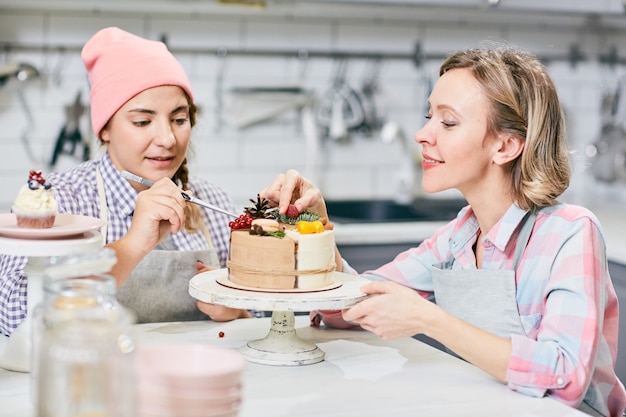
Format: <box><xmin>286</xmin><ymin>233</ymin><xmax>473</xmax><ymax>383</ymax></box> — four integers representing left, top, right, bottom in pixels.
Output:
<box><xmin>0</xmin><ymin>5</ymin><xmax>625</xmax><ymax>212</ymax></box>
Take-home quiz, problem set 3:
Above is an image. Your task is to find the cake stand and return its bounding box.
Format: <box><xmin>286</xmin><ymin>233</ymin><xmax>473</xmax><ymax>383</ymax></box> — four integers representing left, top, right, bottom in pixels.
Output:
<box><xmin>189</xmin><ymin>269</ymin><xmax>370</xmax><ymax>366</ymax></box>
<box><xmin>0</xmin><ymin>214</ymin><xmax>104</xmax><ymax>372</ymax></box>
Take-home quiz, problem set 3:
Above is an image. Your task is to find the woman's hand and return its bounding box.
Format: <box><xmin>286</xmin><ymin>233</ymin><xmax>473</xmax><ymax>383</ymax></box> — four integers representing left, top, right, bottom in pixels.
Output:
<box><xmin>196</xmin><ymin>302</ymin><xmax>252</xmax><ymax>321</ymax></box>
<box><xmin>260</xmin><ymin>169</ymin><xmax>344</xmax><ymax>273</ymax></box>
<box><xmin>342</xmin><ymin>281</ymin><xmax>439</xmax><ymax>340</ymax></box>
<box><xmin>260</xmin><ymin>169</ymin><xmax>327</xmax><ymax>218</ymax></box>
<box><xmin>127</xmin><ymin>177</ymin><xmax>187</xmax><ymax>250</ymax></box>
<box><xmin>194</xmin><ymin>261</ymin><xmax>252</xmax><ymax>321</ymax></box>
<box><xmin>107</xmin><ymin>177</ymin><xmax>187</xmax><ymax>284</ymax></box>
<box><xmin>346</xmin><ymin>280</ymin><xmax>512</xmax><ymax>382</ymax></box>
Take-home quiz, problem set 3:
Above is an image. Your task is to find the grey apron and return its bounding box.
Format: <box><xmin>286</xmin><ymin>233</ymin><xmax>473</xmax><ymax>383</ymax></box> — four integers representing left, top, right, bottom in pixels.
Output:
<box><xmin>431</xmin><ymin>213</ymin><xmax>535</xmax><ymax>339</ymax></box>
<box><xmin>116</xmin><ymin>243</ymin><xmax>219</xmax><ymax>323</ymax></box>
<box><xmin>96</xmin><ymin>168</ymin><xmax>219</xmax><ymax>324</ymax></box>
<box><xmin>432</xmin><ymin>213</ymin><xmax>603</xmax><ymax>417</ymax></box>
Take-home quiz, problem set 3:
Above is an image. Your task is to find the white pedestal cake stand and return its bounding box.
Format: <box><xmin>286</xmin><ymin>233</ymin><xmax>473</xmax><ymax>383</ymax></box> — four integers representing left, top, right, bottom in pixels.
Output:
<box><xmin>0</xmin><ymin>229</ymin><xmax>103</xmax><ymax>372</ymax></box>
<box><xmin>189</xmin><ymin>269</ymin><xmax>369</xmax><ymax>366</ymax></box>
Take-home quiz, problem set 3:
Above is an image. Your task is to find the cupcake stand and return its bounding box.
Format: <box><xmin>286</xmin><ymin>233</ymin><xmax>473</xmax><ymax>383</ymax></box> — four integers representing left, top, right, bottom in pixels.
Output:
<box><xmin>189</xmin><ymin>269</ymin><xmax>369</xmax><ymax>366</ymax></box>
<box><xmin>0</xmin><ymin>214</ymin><xmax>104</xmax><ymax>372</ymax></box>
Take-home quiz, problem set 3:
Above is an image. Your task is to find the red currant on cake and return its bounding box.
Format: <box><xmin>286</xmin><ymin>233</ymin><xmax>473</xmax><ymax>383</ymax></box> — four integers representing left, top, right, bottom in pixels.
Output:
<box><xmin>229</xmin><ymin>213</ymin><xmax>253</xmax><ymax>230</ymax></box>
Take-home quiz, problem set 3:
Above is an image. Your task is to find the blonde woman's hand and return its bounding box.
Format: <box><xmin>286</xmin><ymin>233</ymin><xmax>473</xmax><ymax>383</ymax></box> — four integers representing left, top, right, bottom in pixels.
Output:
<box><xmin>342</xmin><ymin>281</ymin><xmax>438</xmax><ymax>341</ymax></box>
<box><xmin>260</xmin><ymin>169</ymin><xmax>327</xmax><ymax>218</ymax></box>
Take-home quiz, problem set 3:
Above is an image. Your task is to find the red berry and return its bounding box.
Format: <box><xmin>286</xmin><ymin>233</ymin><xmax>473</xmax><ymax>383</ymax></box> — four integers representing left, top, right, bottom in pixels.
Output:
<box><xmin>218</xmin><ymin>331</ymin><xmax>225</xmax><ymax>338</ymax></box>
<box><xmin>286</xmin><ymin>204</ymin><xmax>299</xmax><ymax>218</ymax></box>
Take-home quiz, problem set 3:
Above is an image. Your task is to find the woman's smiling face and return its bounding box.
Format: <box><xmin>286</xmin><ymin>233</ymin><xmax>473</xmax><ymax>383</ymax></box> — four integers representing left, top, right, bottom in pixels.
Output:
<box><xmin>101</xmin><ymin>85</ymin><xmax>191</xmax><ymax>189</ymax></box>
<box><xmin>415</xmin><ymin>67</ymin><xmax>500</xmax><ymax>197</ymax></box>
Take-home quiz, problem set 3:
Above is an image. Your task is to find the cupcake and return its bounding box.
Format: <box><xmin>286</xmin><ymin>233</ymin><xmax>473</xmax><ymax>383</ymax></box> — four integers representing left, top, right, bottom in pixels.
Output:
<box><xmin>12</xmin><ymin>170</ymin><xmax>58</xmax><ymax>229</ymax></box>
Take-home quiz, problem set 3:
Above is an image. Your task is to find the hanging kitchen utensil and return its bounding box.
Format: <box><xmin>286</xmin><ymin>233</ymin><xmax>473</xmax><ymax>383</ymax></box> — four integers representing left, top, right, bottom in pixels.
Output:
<box><xmin>588</xmin><ymin>76</ymin><xmax>626</xmax><ymax>183</ymax></box>
<box><xmin>214</xmin><ymin>48</ymin><xmax>228</xmax><ymax>133</ymax></box>
<box><xmin>588</xmin><ymin>125</ymin><xmax>626</xmax><ymax>183</ymax></box>
<box><xmin>49</xmin><ymin>90</ymin><xmax>91</xmax><ymax>169</ymax></box>
<box><xmin>221</xmin><ymin>85</ymin><xmax>314</xmax><ymax>129</ymax></box>
<box><xmin>314</xmin><ymin>58</ymin><xmax>365</xmax><ymax>141</ymax></box>
<box><xmin>6</xmin><ymin>62</ymin><xmax>43</xmax><ymax>164</ymax></box>
<box><xmin>350</xmin><ymin>58</ymin><xmax>383</xmax><ymax>135</ymax></box>
<box><xmin>0</xmin><ymin>62</ymin><xmax>39</xmax><ymax>87</ymax></box>
<box><xmin>329</xmin><ymin>92</ymin><xmax>347</xmax><ymax>140</ymax></box>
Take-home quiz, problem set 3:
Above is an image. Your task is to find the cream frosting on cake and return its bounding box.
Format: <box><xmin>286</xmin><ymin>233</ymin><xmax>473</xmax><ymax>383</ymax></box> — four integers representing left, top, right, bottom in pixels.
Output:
<box><xmin>228</xmin><ymin>227</ymin><xmax>336</xmax><ymax>290</ymax></box>
<box><xmin>12</xmin><ymin>171</ymin><xmax>58</xmax><ymax>229</ymax></box>
<box><xmin>226</xmin><ymin>198</ymin><xmax>336</xmax><ymax>291</ymax></box>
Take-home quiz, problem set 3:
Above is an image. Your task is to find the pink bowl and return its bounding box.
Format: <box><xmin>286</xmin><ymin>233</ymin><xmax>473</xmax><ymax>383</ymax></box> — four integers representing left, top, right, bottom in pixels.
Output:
<box><xmin>138</xmin><ymin>397</ymin><xmax>241</xmax><ymax>417</ymax></box>
<box><xmin>137</xmin><ymin>384</ymin><xmax>241</xmax><ymax>409</ymax></box>
<box><xmin>138</xmin><ymin>404</ymin><xmax>239</xmax><ymax>417</ymax></box>
<box><xmin>136</xmin><ymin>343</ymin><xmax>246</xmax><ymax>384</ymax></box>
<box><xmin>138</xmin><ymin>393</ymin><xmax>241</xmax><ymax>411</ymax></box>
<box><xmin>137</xmin><ymin>381</ymin><xmax>242</xmax><ymax>401</ymax></box>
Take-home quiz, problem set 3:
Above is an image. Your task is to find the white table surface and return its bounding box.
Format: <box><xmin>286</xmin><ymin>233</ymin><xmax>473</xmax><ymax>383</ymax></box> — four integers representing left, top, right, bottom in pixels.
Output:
<box><xmin>1</xmin><ymin>315</ymin><xmax>587</xmax><ymax>417</ymax></box>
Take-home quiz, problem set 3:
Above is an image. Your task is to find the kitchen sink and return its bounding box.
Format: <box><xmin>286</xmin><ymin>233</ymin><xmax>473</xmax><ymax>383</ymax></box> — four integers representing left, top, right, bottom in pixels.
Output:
<box><xmin>325</xmin><ymin>198</ymin><xmax>467</xmax><ymax>223</ymax></box>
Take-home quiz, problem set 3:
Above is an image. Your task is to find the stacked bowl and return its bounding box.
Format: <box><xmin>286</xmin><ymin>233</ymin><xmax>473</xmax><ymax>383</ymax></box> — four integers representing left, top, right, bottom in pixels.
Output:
<box><xmin>135</xmin><ymin>343</ymin><xmax>246</xmax><ymax>417</ymax></box>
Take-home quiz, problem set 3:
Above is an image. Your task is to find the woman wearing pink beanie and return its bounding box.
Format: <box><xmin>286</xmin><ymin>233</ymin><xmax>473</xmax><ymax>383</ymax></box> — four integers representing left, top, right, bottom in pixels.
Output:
<box><xmin>0</xmin><ymin>27</ymin><xmax>251</xmax><ymax>334</ymax></box>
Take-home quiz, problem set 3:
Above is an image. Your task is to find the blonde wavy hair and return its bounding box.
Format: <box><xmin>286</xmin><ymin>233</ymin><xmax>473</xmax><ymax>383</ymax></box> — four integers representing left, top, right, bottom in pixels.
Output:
<box><xmin>440</xmin><ymin>47</ymin><xmax>571</xmax><ymax>211</ymax></box>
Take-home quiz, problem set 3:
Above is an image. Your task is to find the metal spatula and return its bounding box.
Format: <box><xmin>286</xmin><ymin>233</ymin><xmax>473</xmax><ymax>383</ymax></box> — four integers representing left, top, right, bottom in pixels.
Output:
<box><xmin>121</xmin><ymin>170</ymin><xmax>239</xmax><ymax>218</ymax></box>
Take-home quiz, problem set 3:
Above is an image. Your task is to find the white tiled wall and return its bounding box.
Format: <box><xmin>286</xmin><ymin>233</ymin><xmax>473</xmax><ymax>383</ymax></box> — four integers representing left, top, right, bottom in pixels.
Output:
<box><xmin>0</xmin><ymin>6</ymin><xmax>625</xmax><ymax>212</ymax></box>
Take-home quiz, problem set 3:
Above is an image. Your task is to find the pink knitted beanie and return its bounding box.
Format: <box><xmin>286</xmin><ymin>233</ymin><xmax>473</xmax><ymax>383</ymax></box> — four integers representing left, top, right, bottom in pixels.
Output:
<box><xmin>81</xmin><ymin>27</ymin><xmax>193</xmax><ymax>136</ymax></box>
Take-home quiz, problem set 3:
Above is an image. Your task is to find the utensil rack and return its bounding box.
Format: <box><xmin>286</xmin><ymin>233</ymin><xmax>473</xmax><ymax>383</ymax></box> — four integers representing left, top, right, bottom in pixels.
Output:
<box><xmin>1</xmin><ymin>41</ymin><xmax>608</xmax><ymax>67</ymax></box>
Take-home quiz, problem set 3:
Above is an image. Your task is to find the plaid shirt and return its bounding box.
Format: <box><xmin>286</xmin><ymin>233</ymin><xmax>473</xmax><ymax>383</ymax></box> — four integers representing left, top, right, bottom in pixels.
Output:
<box><xmin>0</xmin><ymin>153</ymin><xmax>236</xmax><ymax>336</ymax></box>
<box><xmin>360</xmin><ymin>203</ymin><xmax>626</xmax><ymax>416</ymax></box>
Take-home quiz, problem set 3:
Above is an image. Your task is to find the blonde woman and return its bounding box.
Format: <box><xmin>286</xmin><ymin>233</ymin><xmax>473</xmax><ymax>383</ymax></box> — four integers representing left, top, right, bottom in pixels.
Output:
<box><xmin>262</xmin><ymin>48</ymin><xmax>626</xmax><ymax>417</ymax></box>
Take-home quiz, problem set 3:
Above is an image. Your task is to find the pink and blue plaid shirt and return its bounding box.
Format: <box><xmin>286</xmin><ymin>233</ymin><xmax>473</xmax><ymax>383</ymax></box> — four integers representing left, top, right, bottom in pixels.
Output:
<box><xmin>351</xmin><ymin>203</ymin><xmax>625</xmax><ymax>416</ymax></box>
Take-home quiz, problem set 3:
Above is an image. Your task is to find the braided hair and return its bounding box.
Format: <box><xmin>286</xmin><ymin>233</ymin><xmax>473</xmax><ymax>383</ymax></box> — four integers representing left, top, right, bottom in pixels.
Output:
<box><xmin>173</xmin><ymin>156</ymin><xmax>203</xmax><ymax>232</ymax></box>
<box><xmin>173</xmin><ymin>97</ymin><xmax>203</xmax><ymax>232</ymax></box>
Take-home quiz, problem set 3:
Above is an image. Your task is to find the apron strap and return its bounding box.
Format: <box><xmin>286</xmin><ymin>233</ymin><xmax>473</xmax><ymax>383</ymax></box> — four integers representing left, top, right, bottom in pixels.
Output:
<box><xmin>96</xmin><ymin>165</ymin><xmax>108</xmax><ymax>245</ymax></box>
<box><xmin>511</xmin><ymin>212</ymin><xmax>536</xmax><ymax>270</ymax></box>
<box><xmin>197</xmin><ymin>210</ymin><xmax>217</xmax><ymax>251</ymax></box>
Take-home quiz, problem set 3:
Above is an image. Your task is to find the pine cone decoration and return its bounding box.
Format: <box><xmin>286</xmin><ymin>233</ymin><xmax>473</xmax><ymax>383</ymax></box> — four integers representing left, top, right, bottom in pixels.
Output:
<box><xmin>244</xmin><ymin>194</ymin><xmax>273</xmax><ymax>219</ymax></box>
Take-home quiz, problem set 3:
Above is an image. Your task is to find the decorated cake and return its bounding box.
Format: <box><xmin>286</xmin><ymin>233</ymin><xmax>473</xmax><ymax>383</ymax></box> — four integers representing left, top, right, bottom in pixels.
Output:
<box><xmin>227</xmin><ymin>195</ymin><xmax>336</xmax><ymax>290</ymax></box>
<box><xmin>12</xmin><ymin>170</ymin><xmax>58</xmax><ymax>229</ymax></box>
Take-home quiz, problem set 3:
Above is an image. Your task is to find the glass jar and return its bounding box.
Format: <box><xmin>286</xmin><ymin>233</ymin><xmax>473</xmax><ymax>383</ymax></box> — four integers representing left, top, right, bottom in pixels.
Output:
<box><xmin>31</xmin><ymin>248</ymin><xmax>135</xmax><ymax>411</ymax></box>
<box><xmin>37</xmin><ymin>317</ymin><xmax>135</xmax><ymax>417</ymax></box>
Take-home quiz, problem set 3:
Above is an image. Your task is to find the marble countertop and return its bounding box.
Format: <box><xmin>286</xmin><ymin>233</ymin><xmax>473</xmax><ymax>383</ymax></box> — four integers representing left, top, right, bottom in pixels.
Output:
<box><xmin>333</xmin><ymin>209</ymin><xmax>625</xmax><ymax>265</ymax></box>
